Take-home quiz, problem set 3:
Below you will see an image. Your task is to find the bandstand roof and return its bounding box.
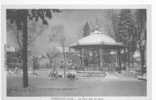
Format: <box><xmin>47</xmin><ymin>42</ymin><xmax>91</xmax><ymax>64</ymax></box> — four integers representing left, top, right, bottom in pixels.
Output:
<box><xmin>70</xmin><ymin>30</ymin><xmax>124</xmax><ymax>49</ymax></box>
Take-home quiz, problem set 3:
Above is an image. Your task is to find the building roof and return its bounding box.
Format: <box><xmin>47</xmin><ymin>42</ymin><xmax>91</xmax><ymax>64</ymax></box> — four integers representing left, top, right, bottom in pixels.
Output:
<box><xmin>70</xmin><ymin>30</ymin><xmax>124</xmax><ymax>49</ymax></box>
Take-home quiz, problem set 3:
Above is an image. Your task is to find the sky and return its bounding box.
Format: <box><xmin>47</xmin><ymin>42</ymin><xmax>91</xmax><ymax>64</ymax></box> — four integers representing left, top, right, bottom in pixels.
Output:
<box><xmin>7</xmin><ymin>9</ymin><xmax>120</xmax><ymax>56</ymax></box>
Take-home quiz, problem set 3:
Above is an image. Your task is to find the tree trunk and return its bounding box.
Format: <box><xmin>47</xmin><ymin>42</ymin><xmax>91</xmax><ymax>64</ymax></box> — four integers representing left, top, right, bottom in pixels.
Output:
<box><xmin>81</xmin><ymin>48</ymin><xmax>84</xmax><ymax>66</ymax></box>
<box><xmin>22</xmin><ymin>13</ymin><xmax>28</xmax><ymax>88</ymax></box>
<box><xmin>127</xmin><ymin>51</ymin><xmax>130</xmax><ymax>70</ymax></box>
<box><xmin>99</xmin><ymin>48</ymin><xmax>103</xmax><ymax>70</ymax></box>
<box><xmin>140</xmin><ymin>46</ymin><xmax>145</xmax><ymax>75</ymax></box>
<box><xmin>16</xmin><ymin>30</ymin><xmax>22</xmax><ymax>49</ymax></box>
<box><xmin>123</xmin><ymin>49</ymin><xmax>126</xmax><ymax>70</ymax></box>
<box><xmin>80</xmin><ymin>49</ymin><xmax>82</xmax><ymax>65</ymax></box>
<box><xmin>118</xmin><ymin>50</ymin><xmax>121</xmax><ymax>73</ymax></box>
<box><xmin>62</xmin><ymin>44</ymin><xmax>66</xmax><ymax>78</ymax></box>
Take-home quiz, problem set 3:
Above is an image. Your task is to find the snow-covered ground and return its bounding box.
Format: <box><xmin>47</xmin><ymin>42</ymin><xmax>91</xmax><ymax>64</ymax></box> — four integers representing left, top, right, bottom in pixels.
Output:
<box><xmin>7</xmin><ymin>69</ymin><xmax>146</xmax><ymax>96</ymax></box>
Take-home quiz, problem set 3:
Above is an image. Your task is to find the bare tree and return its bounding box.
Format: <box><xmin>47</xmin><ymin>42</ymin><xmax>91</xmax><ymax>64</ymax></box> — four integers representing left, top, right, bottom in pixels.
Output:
<box><xmin>49</xmin><ymin>25</ymin><xmax>66</xmax><ymax>77</ymax></box>
<box><xmin>46</xmin><ymin>47</ymin><xmax>60</xmax><ymax>70</ymax></box>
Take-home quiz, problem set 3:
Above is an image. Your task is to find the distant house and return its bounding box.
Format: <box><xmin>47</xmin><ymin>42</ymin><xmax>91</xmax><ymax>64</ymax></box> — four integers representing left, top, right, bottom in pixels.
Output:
<box><xmin>6</xmin><ymin>45</ymin><xmax>16</xmax><ymax>52</ymax></box>
<box><xmin>6</xmin><ymin>45</ymin><xmax>22</xmax><ymax>69</ymax></box>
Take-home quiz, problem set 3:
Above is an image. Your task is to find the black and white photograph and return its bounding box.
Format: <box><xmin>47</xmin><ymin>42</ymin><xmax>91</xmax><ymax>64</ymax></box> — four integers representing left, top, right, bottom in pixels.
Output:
<box><xmin>1</xmin><ymin>5</ymin><xmax>151</xmax><ymax>98</ymax></box>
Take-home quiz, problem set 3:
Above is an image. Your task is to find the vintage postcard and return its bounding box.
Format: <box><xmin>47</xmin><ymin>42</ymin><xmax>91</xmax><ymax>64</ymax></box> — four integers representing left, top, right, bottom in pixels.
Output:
<box><xmin>1</xmin><ymin>5</ymin><xmax>151</xmax><ymax>100</ymax></box>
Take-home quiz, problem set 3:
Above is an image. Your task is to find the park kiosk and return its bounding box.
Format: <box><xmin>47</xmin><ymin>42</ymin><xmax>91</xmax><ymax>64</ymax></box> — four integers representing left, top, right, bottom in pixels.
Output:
<box><xmin>69</xmin><ymin>30</ymin><xmax>126</xmax><ymax>72</ymax></box>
